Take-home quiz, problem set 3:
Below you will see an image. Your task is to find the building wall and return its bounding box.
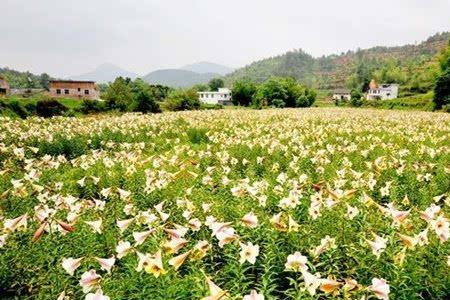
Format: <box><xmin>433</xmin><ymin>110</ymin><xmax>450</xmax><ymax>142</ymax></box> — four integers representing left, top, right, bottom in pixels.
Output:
<box><xmin>48</xmin><ymin>82</ymin><xmax>99</xmax><ymax>100</ymax></box>
<box><xmin>332</xmin><ymin>94</ymin><xmax>351</xmax><ymax>100</ymax></box>
<box><xmin>198</xmin><ymin>88</ymin><xmax>232</xmax><ymax>105</ymax></box>
<box><xmin>366</xmin><ymin>85</ymin><xmax>399</xmax><ymax>100</ymax></box>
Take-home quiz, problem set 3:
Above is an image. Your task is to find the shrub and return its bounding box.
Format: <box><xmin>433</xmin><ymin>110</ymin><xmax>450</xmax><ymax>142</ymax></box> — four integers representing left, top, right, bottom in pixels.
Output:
<box><xmin>272</xmin><ymin>99</ymin><xmax>286</xmax><ymax>108</ymax></box>
<box><xmin>295</xmin><ymin>94</ymin><xmax>314</xmax><ymax>107</ymax></box>
<box><xmin>200</xmin><ymin>103</ymin><xmax>223</xmax><ymax>110</ymax></box>
<box><xmin>7</xmin><ymin>100</ymin><xmax>28</xmax><ymax>119</ymax></box>
<box><xmin>36</xmin><ymin>99</ymin><xmax>68</xmax><ymax>118</ymax></box>
<box><xmin>24</xmin><ymin>102</ymin><xmax>37</xmax><ymax>115</ymax></box>
<box><xmin>442</xmin><ymin>104</ymin><xmax>450</xmax><ymax>113</ymax></box>
<box><xmin>79</xmin><ymin>99</ymin><xmax>106</xmax><ymax>114</ymax></box>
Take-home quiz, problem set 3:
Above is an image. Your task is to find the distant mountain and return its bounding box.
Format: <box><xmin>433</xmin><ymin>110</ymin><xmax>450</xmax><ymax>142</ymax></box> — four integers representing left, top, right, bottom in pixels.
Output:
<box><xmin>68</xmin><ymin>63</ymin><xmax>138</xmax><ymax>83</ymax></box>
<box><xmin>181</xmin><ymin>61</ymin><xmax>234</xmax><ymax>75</ymax></box>
<box><xmin>142</xmin><ymin>69</ymin><xmax>219</xmax><ymax>87</ymax></box>
<box><xmin>226</xmin><ymin>31</ymin><xmax>450</xmax><ymax>91</ymax></box>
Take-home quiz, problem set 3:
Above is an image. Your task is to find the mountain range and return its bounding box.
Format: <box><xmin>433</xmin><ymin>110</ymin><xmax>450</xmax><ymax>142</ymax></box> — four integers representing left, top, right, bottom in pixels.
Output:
<box><xmin>68</xmin><ymin>62</ymin><xmax>234</xmax><ymax>87</ymax></box>
<box><xmin>3</xmin><ymin>31</ymin><xmax>449</xmax><ymax>90</ymax></box>
<box><xmin>69</xmin><ymin>63</ymin><xmax>138</xmax><ymax>83</ymax></box>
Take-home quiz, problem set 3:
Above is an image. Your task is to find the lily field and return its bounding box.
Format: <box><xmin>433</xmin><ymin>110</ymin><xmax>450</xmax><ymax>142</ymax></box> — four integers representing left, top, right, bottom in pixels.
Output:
<box><xmin>0</xmin><ymin>108</ymin><xmax>450</xmax><ymax>300</ymax></box>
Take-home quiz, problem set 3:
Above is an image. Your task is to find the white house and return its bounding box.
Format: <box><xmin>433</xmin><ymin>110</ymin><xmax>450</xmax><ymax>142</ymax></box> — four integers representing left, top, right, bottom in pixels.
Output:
<box><xmin>366</xmin><ymin>83</ymin><xmax>399</xmax><ymax>100</ymax></box>
<box><xmin>198</xmin><ymin>88</ymin><xmax>232</xmax><ymax>105</ymax></box>
<box><xmin>332</xmin><ymin>88</ymin><xmax>351</xmax><ymax>101</ymax></box>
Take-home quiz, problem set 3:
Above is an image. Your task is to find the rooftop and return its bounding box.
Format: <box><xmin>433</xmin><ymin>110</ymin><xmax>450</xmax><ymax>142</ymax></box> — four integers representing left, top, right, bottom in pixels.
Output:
<box><xmin>333</xmin><ymin>88</ymin><xmax>350</xmax><ymax>94</ymax></box>
<box><xmin>50</xmin><ymin>80</ymin><xmax>96</xmax><ymax>84</ymax></box>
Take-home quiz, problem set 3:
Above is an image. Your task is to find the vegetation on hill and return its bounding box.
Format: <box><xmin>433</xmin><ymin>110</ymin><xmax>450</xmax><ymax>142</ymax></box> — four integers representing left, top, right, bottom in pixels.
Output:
<box><xmin>0</xmin><ymin>67</ymin><xmax>52</xmax><ymax>89</ymax></box>
<box><xmin>226</xmin><ymin>32</ymin><xmax>450</xmax><ymax>95</ymax></box>
<box><xmin>142</xmin><ymin>69</ymin><xmax>221</xmax><ymax>88</ymax></box>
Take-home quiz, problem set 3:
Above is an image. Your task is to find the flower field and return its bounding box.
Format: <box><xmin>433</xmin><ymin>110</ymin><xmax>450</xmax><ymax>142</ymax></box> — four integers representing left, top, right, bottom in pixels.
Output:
<box><xmin>0</xmin><ymin>108</ymin><xmax>449</xmax><ymax>299</ymax></box>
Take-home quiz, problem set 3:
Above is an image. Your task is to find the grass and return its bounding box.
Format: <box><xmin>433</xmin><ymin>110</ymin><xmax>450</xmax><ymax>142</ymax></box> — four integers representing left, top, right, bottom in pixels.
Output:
<box><xmin>4</xmin><ymin>94</ymin><xmax>83</xmax><ymax>110</ymax></box>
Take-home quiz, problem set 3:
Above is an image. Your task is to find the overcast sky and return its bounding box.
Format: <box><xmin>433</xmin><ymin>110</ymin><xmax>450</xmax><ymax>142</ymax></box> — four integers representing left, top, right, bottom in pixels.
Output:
<box><xmin>1</xmin><ymin>0</ymin><xmax>449</xmax><ymax>77</ymax></box>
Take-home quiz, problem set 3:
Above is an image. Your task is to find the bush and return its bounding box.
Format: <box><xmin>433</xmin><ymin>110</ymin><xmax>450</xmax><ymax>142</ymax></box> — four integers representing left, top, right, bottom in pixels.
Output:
<box><xmin>272</xmin><ymin>99</ymin><xmax>285</xmax><ymax>108</ymax></box>
<box><xmin>7</xmin><ymin>100</ymin><xmax>29</xmax><ymax>119</ymax></box>
<box><xmin>442</xmin><ymin>104</ymin><xmax>450</xmax><ymax>113</ymax></box>
<box><xmin>165</xmin><ymin>89</ymin><xmax>200</xmax><ymax>111</ymax></box>
<box><xmin>36</xmin><ymin>99</ymin><xmax>68</xmax><ymax>118</ymax></box>
<box><xmin>23</xmin><ymin>102</ymin><xmax>37</xmax><ymax>115</ymax></box>
<box><xmin>79</xmin><ymin>99</ymin><xmax>106</xmax><ymax>114</ymax></box>
<box><xmin>200</xmin><ymin>103</ymin><xmax>223</xmax><ymax>110</ymax></box>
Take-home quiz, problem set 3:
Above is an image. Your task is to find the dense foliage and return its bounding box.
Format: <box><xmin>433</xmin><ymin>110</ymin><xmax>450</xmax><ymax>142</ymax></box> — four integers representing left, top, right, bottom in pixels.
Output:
<box><xmin>164</xmin><ymin>88</ymin><xmax>201</xmax><ymax>111</ymax></box>
<box><xmin>103</xmin><ymin>78</ymin><xmax>163</xmax><ymax>113</ymax></box>
<box><xmin>208</xmin><ymin>78</ymin><xmax>225</xmax><ymax>91</ymax></box>
<box><xmin>253</xmin><ymin>77</ymin><xmax>316</xmax><ymax>108</ymax></box>
<box><xmin>231</xmin><ymin>79</ymin><xmax>258</xmax><ymax>106</ymax></box>
<box><xmin>0</xmin><ymin>109</ymin><xmax>449</xmax><ymax>299</ymax></box>
<box><xmin>35</xmin><ymin>99</ymin><xmax>68</xmax><ymax>118</ymax></box>
<box><xmin>434</xmin><ymin>43</ymin><xmax>450</xmax><ymax>109</ymax></box>
<box><xmin>226</xmin><ymin>32</ymin><xmax>450</xmax><ymax>95</ymax></box>
<box><xmin>0</xmin><ymin>67</ymin><xmax>52</xmax><ymax>89</ymax></box>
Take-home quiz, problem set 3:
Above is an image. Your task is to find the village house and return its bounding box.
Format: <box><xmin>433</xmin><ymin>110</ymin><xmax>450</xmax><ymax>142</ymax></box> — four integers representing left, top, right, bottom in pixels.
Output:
<box><xmin>366</xmin><ymin>80</ymin><xmax>399</xmax><ymax>100</ymax></box>
<box><xmin>48</xmin><ymin>80</ymin><xmax>100</xmax><ymax>100</ymax></box>
<box><xmin>198</xmin><ymin>88</ymin><xmax>232</xmax><ymax>105</ymax></box>
<box><xmin>332</xmin><ymin>88</ymin><xmax>351</xmax><ymax>101</ymax></box>
<box><xmin>0</xmin><ymin>76</ymin><xmax>10</xmax><ymax>97</ymax></box>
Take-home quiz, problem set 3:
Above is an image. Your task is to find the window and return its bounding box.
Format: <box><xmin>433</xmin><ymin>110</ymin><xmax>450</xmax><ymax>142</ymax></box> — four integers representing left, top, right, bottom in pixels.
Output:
<box><xmin>85</xmin><ymin>90</ymin><xmax>89</xmax><ymax>95</ymax></box>
<box><xmin>78</xmin><ymin>88</ymin><xmax>81</xmax><ymax>92</ymax></box>
<box><xmin>56</xmin><ymin>89</ymin><xmax>61</xmax><ymax>94</ymax></box>
<box><xmin>64</xmin><ymin>89</ymin><xmax>69</xmax><ymax>94</ymax></box>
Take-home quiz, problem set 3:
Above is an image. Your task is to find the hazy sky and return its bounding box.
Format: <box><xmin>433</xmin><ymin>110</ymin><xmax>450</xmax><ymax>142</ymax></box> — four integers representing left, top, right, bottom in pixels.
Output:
<box><xmin>1</xmin><ymin>0</ymin><xmax>449</xmax><ymax>77</ymax></box>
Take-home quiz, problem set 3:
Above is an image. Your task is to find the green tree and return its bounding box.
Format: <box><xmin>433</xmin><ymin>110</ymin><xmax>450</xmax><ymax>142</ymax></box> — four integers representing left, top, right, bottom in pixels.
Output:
<box><xmin>39</xmin><ymin>73</ymin><xmax>51</xmax><ymax>90</ymax></box>
<box><xmin>434</xmin><ymin>46</ymin><xmax>450</xmax><ymax>109</ymax></box>
<box><xmin>254</xmin><ymin>77</ymin><xmax>316</xmax><ymax>108</ymax></box>
<box><xmin>134</xmin><ymin>90</ymin><xmax>161</xmax><ymax>113</ymax></box>
<box><xmin>231</xmin><ymin>79</ymin><xmax>257</xmax><ymax>106</ymax></box>
<box><xmin>208</xmin><ymin>78</ymin><xmax>224</xmax><ymax>91</ymax></box>
<box><xmin>192</xmin><ymin>83</ymin><xmax>209</xmax><ymax>92</ymax></box>
<box><xmin>350</xmin><ymin>89</ymin><xmax>363</xmax><ymax>107</ymax></box>
<box><xmin>103</xmin><ymin>77</ymin><xmax>133</xmax><ymax>111</ymax></box>
<box><xmin>165</xmin><ymin>88</ymin><xmax>200</xmax><ymax>111</ymax></box>
<box><xmin>434</xmin><ymin>68</ymin><xmax>450</xmax><ymax>109</ymax></box>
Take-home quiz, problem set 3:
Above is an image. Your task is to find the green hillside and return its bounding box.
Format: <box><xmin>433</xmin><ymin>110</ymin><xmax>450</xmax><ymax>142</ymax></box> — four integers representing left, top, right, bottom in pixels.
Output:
<box><xmin>0</xmin><ymin>67</ymin><xmax>53</xmax><ymax>89</ymax></box>
<box><xmin>226</xmin><ymin>32</ymin><xmax>450</xmax><ymax>94</ymax></box>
